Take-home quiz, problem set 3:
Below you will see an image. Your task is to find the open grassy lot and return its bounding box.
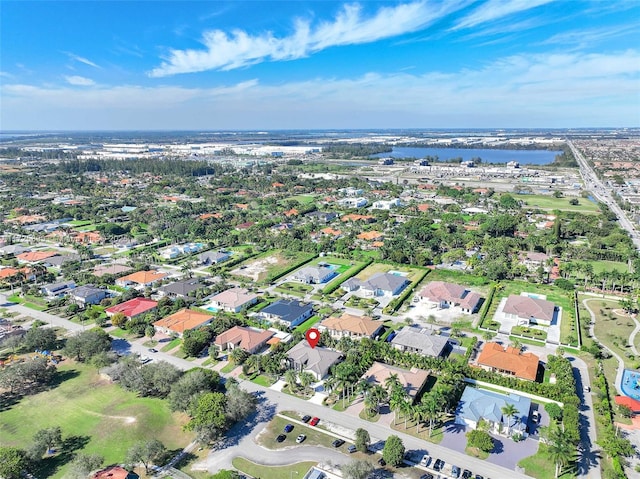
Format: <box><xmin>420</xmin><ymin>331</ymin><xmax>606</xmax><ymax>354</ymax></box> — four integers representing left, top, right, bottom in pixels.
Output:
<box><xmin>274</xmin><ymin>282</ymin><xmax>314</xmax><ymax>297</ymax></box>
<box><xmin>513</xmin><ymin>193</ymin><xmax>599</xmax><ymax>213</ymax></box>
<box><xmin>583</xmin><ymin>297</ymin><xmax>639</xmax><ymax>369</ymax></box>
<box><xmin>574</xmin><ymin>260</ymin><xmax>628</xmax><ymax>274</ymax></box>
<box><xmin>232</xmin><ymin>458</ymin><xmax>317</xmax><ymax>479</ymax></box>
<box><xmin>230</xmin><ymin>249</ymin><xmax>315</xmax><ymax>283</ymax></box>
<box><xmin>0</xmin><ymin>362</ymin><xmax>192</xmax><ymax>478</ymax></box>
<box><xmin>416</xmin><ymin>268</ymin><xmax>492</xmax><ymax>292</ymax></box>
<box><xmin>518</xmin><ymin>444</ymin><xmax>575</xmax><ymax>479</ymax></box>
<box><xmin>284</xmin><ymin>194</ymin><xmax>317</xmax><ymax>205</ymax></box>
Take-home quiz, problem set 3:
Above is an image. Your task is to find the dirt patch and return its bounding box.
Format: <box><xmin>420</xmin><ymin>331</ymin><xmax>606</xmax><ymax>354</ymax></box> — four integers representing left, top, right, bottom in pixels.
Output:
<box><xmin>231</xmin><ymin>255</ymin><xmax>284</xmax><ymax>281</ymax></box>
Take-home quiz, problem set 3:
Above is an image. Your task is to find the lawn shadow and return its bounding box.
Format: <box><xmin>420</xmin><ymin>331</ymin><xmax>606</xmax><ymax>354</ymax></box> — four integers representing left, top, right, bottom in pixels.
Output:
<box><xmin>32</xmin><ymin>435</ymin><xmax>90</xmax><ymax>478</ymax></box>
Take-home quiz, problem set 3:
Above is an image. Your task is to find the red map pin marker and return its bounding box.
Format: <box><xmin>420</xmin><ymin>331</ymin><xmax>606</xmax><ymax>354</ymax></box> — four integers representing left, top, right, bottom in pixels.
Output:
<box><xmin>306</xmin><ymin>328</ymin><xmax>320</xmax><ymax>348</ymax></box>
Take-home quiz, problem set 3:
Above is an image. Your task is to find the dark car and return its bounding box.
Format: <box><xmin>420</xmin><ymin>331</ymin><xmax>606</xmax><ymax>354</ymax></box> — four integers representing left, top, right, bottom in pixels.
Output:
<box><xmin>378</xmin><ymin>458</ymin><xmax>386</xmax><ymax>466</ymax></box>
<box><xmin>420</xmin><ymin>474</ymin><xmax>434</xmax><ymax>479</ymax></box>
<box><xmin>433</xmin><ymin>459</ymin><xmax>444</xmax><ymax>472</ymax></box>
<box><xmin>284</xmin><ymin>423</ymin><xmax>294</xmax><ymax>433</ymax></box>
<box><xmin>309</xmin><ymin>417</ymin><xmax>320</xmax><ymax>426</ymax></box>
<box><xmin>451</xmin><ymin>465</ymin><xmax>461</xmax><ymax>478</ymax></box>
<box><xmin>276</xmin><ymin>434</ymin><xmax>286</xmax><ymax>443</ymax></box>
<box><xmin>148</xmin><ymin>348</ymin><xmax>158</xmax><ymax>353</ymax></box>
<box><xmin>347</xmin><ymin>445</ymin><xmax>357</xmax><ymax>453</ymax></box>
<box><xmin>462</xmin><ymin>470</ymin><xmax>473</xmax><ymax>479</ymax></box>
<box><xmin>332</xmin><ymin>439</ymin><xmax>345</xmax><ymax>447</ymax></box>
<box><xmin>475</xmin><ymin>475</ymin><xmax>484</xmax><ymax>479</ymax></box>
<box><xmin>301</xmin><ymin>415</ymin><xmax>311</xmax><ymax>423</ymax></box>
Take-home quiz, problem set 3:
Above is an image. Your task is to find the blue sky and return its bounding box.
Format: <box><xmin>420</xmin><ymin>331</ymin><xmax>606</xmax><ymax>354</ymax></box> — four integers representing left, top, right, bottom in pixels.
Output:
<box><xmin>1</xmin><ymin>0</ymin><xmax>639</xmax><ymax>130</ymax></box>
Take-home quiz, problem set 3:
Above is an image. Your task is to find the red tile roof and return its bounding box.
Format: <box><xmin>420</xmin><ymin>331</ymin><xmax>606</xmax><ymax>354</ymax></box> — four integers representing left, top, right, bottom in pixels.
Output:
<box><xmin>106</xmin><ymin>298</ymin><xmax>158</xmax><ymax>318</ymax></box>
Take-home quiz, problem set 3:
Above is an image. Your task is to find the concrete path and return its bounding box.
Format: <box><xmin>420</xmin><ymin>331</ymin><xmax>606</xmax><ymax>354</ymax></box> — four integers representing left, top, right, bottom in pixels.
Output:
<box><xmin>628</xmin><ymin>315</ymin><xmax>640</xmax><ymax>357</ymax></box>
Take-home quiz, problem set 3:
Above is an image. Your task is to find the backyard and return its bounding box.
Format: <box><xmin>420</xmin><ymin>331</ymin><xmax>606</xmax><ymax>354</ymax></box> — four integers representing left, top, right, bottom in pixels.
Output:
<box><xmin>230</xmin><ymin>249</ymin><xmax>315</xmax><ymax>283</ymax></box>
<box><xmin>0</xmin><ymin>362</ymin><xmax>192</xmax><ymax>478</ymax></box>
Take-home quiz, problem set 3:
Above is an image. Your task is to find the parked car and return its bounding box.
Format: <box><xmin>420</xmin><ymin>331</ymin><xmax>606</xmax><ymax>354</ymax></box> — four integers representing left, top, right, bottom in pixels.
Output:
<box><xmin>332</xmin><ymin>439</ymin><xmax>345</xmax><ymax>447</ymax></box>
<box><xmin>348</xmin><ymin>445</ymin><xmax>357</xmax><ymax>453</ymax></box>
<box><xmin>420</xmin><ymin>454</ymin><xmax>431</xmax><ymax>467</ymax></box>
<box><xmin>276</xmin><ymin>434</ymin><xmax>286</xmax><ymax>443</ymax></box>
<box><xmin>475</xmin><ymin>475</ymin><xmax>484</xmax><ymax>479</ymax></box>
<box><xmin>148</xmin><ymin>348</ymin><xmax>158</xmax><ymax>353</ymax></box>
<box><xmin>451</xmin><ymin>465</ymin><xmax>461</xmax><ymax>478</ymax></box>
<box><xmin>378</xmin><ymin>458</ymin><xmax>386</xmax><ymax>466</ymax></box>
<box><xmin>532</xmin><ymin>411</ymin><xmax>540</xmax><ymax>424</ymax></box>
<box><xmin>301</xmin><ymin>415</ymin><xmax>311</xmax><ymax>423</ymax></box>
<box><xmin>462</xmin><ymin>469</ymin><xmax>473</xmax><ymax>479</ymax></box>
<box><xmin>296</xmin><ymin>434</ymin><xmax>306</xmax><ymax>443</ymax></box>
<box><xmin>433</xmin><ymin>459</ymin><xmax>444</xmax><ymax>472</ymax></box>
<box><xmin>309</xmin><ymin>417</ymin><xmax>320</xmax><ymax>426</ymax></box>
<box><xmin>284</xmin><ymin>424</ymin><xmax>294</xmax><ymax>433</ymax></box>
<box><xmin>420</xmin><ymin>474</ymin><xmax>434</xmax><ymax>479</ymax></box>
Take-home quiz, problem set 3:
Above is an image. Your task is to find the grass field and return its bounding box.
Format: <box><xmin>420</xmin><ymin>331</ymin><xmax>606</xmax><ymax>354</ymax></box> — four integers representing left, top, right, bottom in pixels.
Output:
<box><xmin>574</xmin><ymin>260</ymin><xmax>628</xmax><ymax>274</ymax></box>
<box><xmin>232</xmin><ymin>458</ymin><xmax>317</xmax><ymax>479</ymax></box>
<box><xmin>518</xmin><ymin>444</ymin><xmax>575</xmax><ymax>479</ymax></box>
<box><xmin>513</xmin><ymin>193</ymin><xmax>599</xmax><ymax>213</ymax></box>
<box><xmin>230</xmin><ymin>249</ymin><xmax>315</xmax><ymax>283</ymax></box>
<box><xmin>355</xmin><ymin>263</ymin><xmax>423</xmax><ymax>282</ymax></box>
<box><xmin>584</xmin><ymin>297</ymin><xmax>639</xmax><ymax>369</ymax></box>
<box><xmin>0</xmin><ymin>362</ymin><xmax>192</xmax><ymax>478</ymax></box>
<box><xmin>284</xmin><ymin>194</ymin><xmax>317</xmax><ymax>205</ymax></box>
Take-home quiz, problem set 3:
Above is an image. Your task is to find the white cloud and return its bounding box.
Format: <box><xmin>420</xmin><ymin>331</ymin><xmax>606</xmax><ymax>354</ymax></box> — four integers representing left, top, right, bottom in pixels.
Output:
<box><xmin>3</xmin><ymin>50</ymin><xmax>639</xmax><ymax>129</ymax></box>
<box><xmin>149</xmin><ymin>1</ymin><xmax>463</xmax><ymax>77</ymax></box>
<box><xmin>453</xmin><ymin>0</ymin><xmax>554</xmax><ymax>30</ymax></box>
<box><xmin>63</xmin><ymin>52</ymin><xmax>101</xmax><ymax>69</ymax></box>
<box><xmin>64</xmin><ymin>75</ymin><xmax>95</xmax><ymax>86</ymax></box>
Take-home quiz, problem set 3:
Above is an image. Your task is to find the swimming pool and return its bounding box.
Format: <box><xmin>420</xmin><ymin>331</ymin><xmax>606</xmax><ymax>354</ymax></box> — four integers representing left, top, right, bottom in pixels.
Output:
<box><xmin>389</xmin><ymin>270</ymin><xmax>409</xmax><ymax>277</ymax></box>
<box><xmin>621</xmin><ymin>369</ymin><xmax>640</xmax><ymax>400</ymax></box>
<box><xmin>205</xmin><ymin>306</ymin><xmax>220</xmax><ymax>313</ymax></box>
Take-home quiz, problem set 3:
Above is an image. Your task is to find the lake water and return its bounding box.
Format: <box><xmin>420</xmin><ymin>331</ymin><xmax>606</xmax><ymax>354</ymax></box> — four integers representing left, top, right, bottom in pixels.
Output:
<box><xmin>373</xmin><ymin>147</ymin><xmax>562</xmax><ymax>165</ymax></box>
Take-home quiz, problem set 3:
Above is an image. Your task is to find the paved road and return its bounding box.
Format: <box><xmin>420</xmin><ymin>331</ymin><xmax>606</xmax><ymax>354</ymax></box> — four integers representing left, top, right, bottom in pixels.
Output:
<box><xmin>568</xmin><ymin>140</ymin><xmax>640</xmax><ymax>250</ymax></box>
<box><xmin>0</xmin><ymin>292</ymin><xmax>600</xmax><ymax>479</ymax></box>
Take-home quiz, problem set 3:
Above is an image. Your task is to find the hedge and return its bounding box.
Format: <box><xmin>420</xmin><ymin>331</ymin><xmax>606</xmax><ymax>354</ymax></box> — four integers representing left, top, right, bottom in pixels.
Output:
<box><xmin>477</xmin><ymin>285</ymin><xmax>496</xmax><ymax>328</ymax></box>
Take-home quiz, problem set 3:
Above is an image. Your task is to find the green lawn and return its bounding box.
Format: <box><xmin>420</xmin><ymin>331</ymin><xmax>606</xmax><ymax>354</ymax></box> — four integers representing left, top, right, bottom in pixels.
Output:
<box><xmin>284</xmin><ymin>194</ymin><xmax>317</xmax><ymax>205</ymax></box>
<box><xmin>232</xmin><ymin>458</ymin><xmax>316</xmax><ymax>479</ymax></box>
<box><xmin>584</xmin><ymin>297</ymin><xmax>639</xmax><ymax>369</ymax></box>
<box><xmin>160</xmin><ymin>337</ymin><xmax>181</xmax><ymax>352</ymax></box>
<box><xmin>0</xmin><ymin>362</ymin><xmax>192</xmax><ymax>478</ymax></box>
<box><xmin>293</xmin><ymin>315</ymin><xmax>320</xmax><ymax>334</ymax></box>
<box><xmin>518</xmin><ymin>444</ymin><xmax>575</xmax><ymax>479</ymax></box>
<box><xmin>513</xmin><ymin>193</ymin><xmax>599</xmax><ymax>213</ymax></box>
<box><xmin>574</xmin><ymin>260</ymin><xmax>628</xmax><ymax>274</ymax></box>
<box><xmin>257</xmin><ymin>414</ymin><xmax>351</xmax><ymax>451</ymax></box>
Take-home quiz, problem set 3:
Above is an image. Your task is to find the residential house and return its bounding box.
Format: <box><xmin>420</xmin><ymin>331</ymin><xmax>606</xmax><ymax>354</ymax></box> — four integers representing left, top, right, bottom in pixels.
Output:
<box><xmin>70</xmin><ymin>285</ymin><xmax>109</xmax><ymax>308</ymax></box>
<box><xmin>371</xmin><ymin>198</ymin><xmax>402</xmax><ymax>209</ymax></box>
<box><xmin>43</xmin><ymin>253</ymin><xmax>81</xmax><ymax>267</ymax></box>
<box><xmin>41</xmin><ymin>281</ymin><xmax>76</xmax><ymax>299</ymax></box>
<box><xmin>502</xmin><ymin>293</ymin><xmax>557</xmax><ymax>326</ymax></box>
<box><xmin>292</xmin><ymin>266</ymin><xmax>336</xmax><ymax>284</ymax></box>
<box><xmin>214</xmin><ymin>325</ymin><xmax>275</xmax><ymax>354</ymax></box>
<box><xmin>455</xmin><ymin>386</ymin><xmax>530</xmax><ymax>437</ymax></box>
<box><xmin>207</xmin><ymin>287</ymin><xmax>259</xmax><ymax>313</ymax></box>
<box><xmin>521</xmin><ymin>252</ymin><xmax>551</xmax><ymax>271</ymax></box>
<box><xmin>419</xmin><ymin>281</ymin><xmax>483</xmax><ymax>313</ymax></box>
<box><xmin>390</xmin><ymin>326</ymin><xmax>450</xmax><ymax>358</ymax></box>
<box><xmin>158</xmin><ymin>278</ymin><xmax>205</xmax><ymax>299</ymax></box>
<box><xmin>0</xmin><ymin>244</ymin><xmax>28</xmax><ymax>257</ymax></box>
<box><xmin>361</xmin><ymin>361</ymin><xmax>430</xmax><ymax>404</ymax></box>
<box><xmin>342</xmin><ymin>272</ymin><xmax>409</xmax><ymax>297</ymax></box>
<box><xmin>116</xmin><ymin>270</ymin><xmax>168</xmax><ymax>288</ymax></box>
<box><xmin>93</xmin><ymin>264</ymin><xmax>133</xmax><ymax>277</ymax></box>
<box><xmin>106</xmin><ymin>298</ymin><xmax>158</xmax><ymax>320</ymax></box>
<box><xmin>260</xmin><ymin>299</ymin><xmax>314</xmax><ymax>328</ymax></box>
<box><xmin>319</xmin><ymin>313</ymin><xmax>383</xmax><ymax>340</ymax></box>
<box><xmin>0</xmin><ymin>267</ymin><xmax>34</xmax><ymax>283</ymax></box>
<box><xmin>477</xmin><ymin>342</ymin><xmax>540</xmax><ymax>381</ymax></box>
<box><xmin>160</xmin><ymin>242</ymin><xmax>204</xmax><ymax>259</ymax></box>
<box><xmin>286</xmin><ymin>341</ymin><xmax>342</xmax><ymax>380</ymax></box>
<box><xmin>153</xmin><ymin>308</ymin><xmax>214</xmax><ymax>337</ymax></box>
<box><xmin>341</xmin><ymin>214</ymin><xmax>375</xmax><ymax>223</ymax></box>
<box><xmin>305</xmin><ymin>211</ymin><xmax>337</xmax><ymax>223</ymax></box>
<box><xmin>338</xmin><ymin>197</ymin><xmax>368</xmax><ymax>208</ymax></box>
<box><xmin>198</xmin><ymin>250</ymin><xmax>231</xmax><ymax>265</ymax></box>
<box><xmin>16</xmin><ymin>250</ymin><xmax>59</xmax><ymax>264</ymax></box>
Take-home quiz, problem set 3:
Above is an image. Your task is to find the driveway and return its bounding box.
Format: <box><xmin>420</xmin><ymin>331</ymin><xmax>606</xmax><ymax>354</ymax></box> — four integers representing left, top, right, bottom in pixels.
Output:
<box><xmin>440</xmin><ymin>421</ymin><xmax>539</xmax><ymax>470</ymax></box>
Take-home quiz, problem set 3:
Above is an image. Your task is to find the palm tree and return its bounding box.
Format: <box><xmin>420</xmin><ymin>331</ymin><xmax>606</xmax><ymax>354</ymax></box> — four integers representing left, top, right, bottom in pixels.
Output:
<box><xmin>501</xmin><ymin>403</ymin><xmax>519</xmax><ymax>436</ymax></box>
<box><xmin>284</xmin><ymin>369</ymin><xmax>298</xmax><ymax>391</ymax></box>
<box><xmin>548</xmin><ymin>429</ymin><xmax>574</xmax><ymax>478</ymax></box>
<box><xmin>298</xmin><ymin>371</ymin><xmax>315</xmax><ymax>392</ymax></box>
<box><xmin>421</xmin><ymin>393</ymin><xmax>440</xmax><ymax>437</ymax></box>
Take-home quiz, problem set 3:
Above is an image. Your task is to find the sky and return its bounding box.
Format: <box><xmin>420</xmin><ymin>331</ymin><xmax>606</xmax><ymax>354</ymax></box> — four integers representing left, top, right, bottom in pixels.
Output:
<box><xmin>1</xmin><ymin>0</ymin><xmax>639</xmax><ymax>130</ymax></box>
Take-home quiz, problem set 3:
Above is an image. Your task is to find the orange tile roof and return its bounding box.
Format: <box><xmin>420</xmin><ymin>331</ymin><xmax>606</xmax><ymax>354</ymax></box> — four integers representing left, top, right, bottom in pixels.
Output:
<box><xmin>0</xmin><ymin>267</ymin><xmax>31</xmax><ymax>279</ymax></box>
<box><xmin>16</xmin><ymin>251</ymin><xmax>58</xmax><ymax>262</ymax></box>
<box><xmin>272</xmin><ymin>182</ymin><xmax>285</xmax><ymax>188</ymax></box>
<box><xmin>319</xmin><ymin>227</ymin><xmax>341</xmax><ymax>236</ymax></box>
<box><xmin>118</xmin><ymin>270</ymin><xmax>167</xmax><ymax>285</ymax></box>
<box><xmin>342</xmin><ymin>214</ymin><xmax>375</xmax><ymax>222</ymax></box>
<box><xmin>284</xmin><ymin>208</ymin><xmax>299</xmax><ymax>217</ymax></box>
<box><xmin>357</xmin><ymin>231</ymin><xmax>383</xmax><ymax>241</ymax></box>
<box><xmin>477</xmin><ymin>342</ymin><xmax>539</xmax><ymax>381</ymax></box>
<box><xmin>236</xmin><ymin>203</ymin><xmax>249</xmax><ymax>210</ymax></box>
<box><xmin>321</xmin><ymin>313</ymin><xmax>380</xmax><ymax>336</ymax></box>
<box><xmin>417</xmin><ymin>204</ymin><xmax>431</xmax><ymax>212</ymax></box>
<box><xmin>371</xmin><ymin>241</ymin><xmax>384</xmax><ymax>248</ymax></box>
<box><xmin>92</xmin><ymin>466</ymin><xmax>132</xmax><ymax>479</ymax></box>
<box><xmin>154</xmin><ymin>308</ymin><xmax>213</xmax><ymax>334</ymax></box>
<box><xmin>214</xmin><ymin>325</ymin><xmax>274</xmax><ymax>351</ymax></box>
